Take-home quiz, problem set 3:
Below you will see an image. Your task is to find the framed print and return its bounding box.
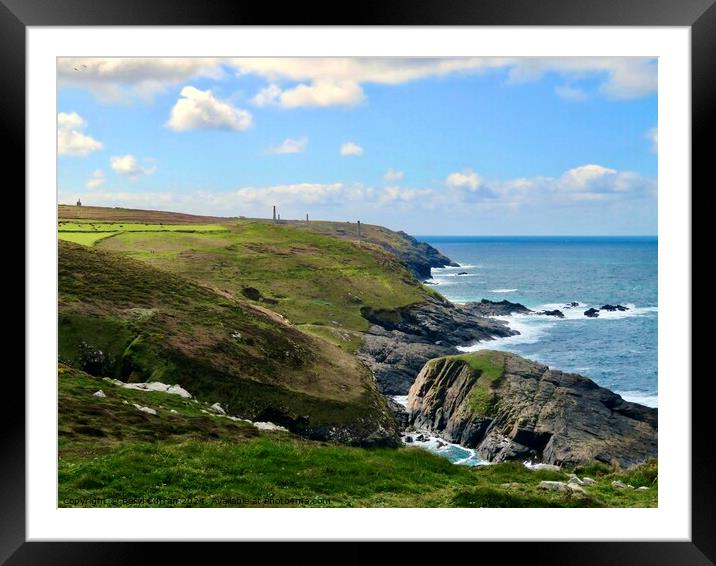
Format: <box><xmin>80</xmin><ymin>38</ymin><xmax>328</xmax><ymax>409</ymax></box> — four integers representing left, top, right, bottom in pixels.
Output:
<box><xmin>8</xmin><ymin>0</ymin><xmax>713</xmax><ymax>562</ymax></box>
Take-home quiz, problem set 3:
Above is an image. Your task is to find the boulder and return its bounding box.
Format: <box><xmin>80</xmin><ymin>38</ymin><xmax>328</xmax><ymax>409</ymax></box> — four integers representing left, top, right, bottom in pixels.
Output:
<box><xmin>538</xmin><ymin>481</ymin><xmax>569</xmax><ymax>492</ymax></box>
<box><xmin>92</xmin><ymin>390</ymin><xmax>106</xmax><ymax>398</ymax></box>
<box><xmin>132</xmin><ymin>403</ymin><xmax>157</xmax><ymax>416</ymax></box>
<box><xmin>581</xmin><ymin>477</ymin><xmax>597</xmax><ymax>485</ymax></box>
<box><xmin>526</xmin><ymin>462</ymin><xmax>561</xmax><ymax>472</ymax></box>
<box><xmin>584</xmin><ymin>308</ymin><xmax>600</xmax><ymax>318</ymax></box>
<box><xmin>536</xmin><ymin>309</ymin><xmax>565</xmax><ymax>318</ymax></box>
<box><xmin>209</xmin><ymin>402</ymin><xmax>226</xmax><ymax>415</ymax></box>
<box><xmin>601</xmin><ymin>304</ymin><xmax>629</xmax><ymax>312</ymax></box>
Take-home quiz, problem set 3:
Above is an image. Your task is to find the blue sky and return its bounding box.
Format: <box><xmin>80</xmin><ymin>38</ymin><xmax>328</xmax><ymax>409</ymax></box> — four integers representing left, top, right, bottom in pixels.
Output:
<box><xmin>58</xmin><ymin>57</ymin><xmax>657</xmax><ymax>235</ymax></box>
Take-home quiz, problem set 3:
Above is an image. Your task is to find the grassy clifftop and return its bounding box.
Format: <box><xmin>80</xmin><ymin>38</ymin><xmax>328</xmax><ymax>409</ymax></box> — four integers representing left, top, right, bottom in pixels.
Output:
<box><xmin>59</xmin><ymin>207</ymin><xmax>446</xmax><ymax>353</ymax></box>
<box><xmin>59</xmin><ymin>240</ymin><xmax>398</xmax><ymax>444</ymax></box>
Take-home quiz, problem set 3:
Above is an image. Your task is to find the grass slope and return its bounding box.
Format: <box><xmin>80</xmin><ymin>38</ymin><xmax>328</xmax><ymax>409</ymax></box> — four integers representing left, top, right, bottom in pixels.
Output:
<box><xmin>95</xmin><ymin>219</ymin><xmax>433</xmax><ymax>341</ymax></box>
<box><xmin>58</xmin><ymin>240</ymin><xmax>397</xmax><ymax>443</ymax></box>
<box><xmin>59</xmin><ymin>366</ymin><xmax>657</xmax><ymax>508</ymax></box>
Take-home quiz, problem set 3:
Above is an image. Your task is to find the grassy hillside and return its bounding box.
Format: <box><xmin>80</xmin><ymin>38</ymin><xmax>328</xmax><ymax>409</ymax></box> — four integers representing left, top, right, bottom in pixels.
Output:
<box><xmin>58</xmin><ymin>210</ymin><xmax>445</xmax><ymax>351</ymax></box>
<box><xmin>58</xmin><ymin>240</ymin><xmax>398</xmax><ymax>444</ymax></box>
<box><xmin>59</xmin><ymin>365</ymin><xmax>657</xmax><ymax>508</ymax></box>
<box><xmin>58</xmin><ymin>204</ymin><xmax>233</xmax><ymax>224</ymax></box>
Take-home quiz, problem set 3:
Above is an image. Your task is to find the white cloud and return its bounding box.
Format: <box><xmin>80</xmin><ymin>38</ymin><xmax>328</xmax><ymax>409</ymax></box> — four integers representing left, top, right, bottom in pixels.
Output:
<box><xmin>446</xmin><ymin>169</ymin><xmax>483</xmax><ymax>190</ymax></box>
<box><xmin>379</xmin><ymin>186</ymin><xmax>433</xmax><ymax>205</ymax></box>
<box><xmin>559</xmin><ymin>164</ymin><xmax>616</xmax><ymax>188</ymax></box>
<box><xmin>252</xmin><ymin>80</ymin><xmax>364</xmax><ymax>108</ymax></box>
<box><xmin>57</xmin><ymin>58</ymin><xmax>224</xmax><ymax>102</ymax></box>
<box><xmin>646</xmin><ymin>127</ymin><xmax>658</xmax><ymax>153</ymax></box>
<box><xmin>85</xmin><ymin>169</ymin><xmax>105</xmax><ymax>189</ymax></box>
<box><xmin>266</xmin><ymin>137</ymin><xmax>308</xmax><ymax>154</ymax></box>
<box><xmin>110</xmin><ymin>154</ymin><xmax>157</xmax><ymax>178</ymax></box>
<box><xmin>340</xmin><ymin>142</ymin><xmax>364</xmax><ymax>157</ymax></box>
<box><xmin>505</xmin><ymin>57</ymin><xmax>657</xmax><ymax>100</ymax></box>
<box><xmin>58</xmin><ymin>112</ymin><xmax>103</xmax><ymax>157</ymax></box>
<box><xmin>383</xmin><ymin>169</ymin><xmax>404</xmax><ymax>181</ymax></box>
<box><xmin>60</xmin><ymin>162</ymin><xmax>654</xmax><ymax>222</ymax></box>
<box><xmin>251</xmin><ymin>84</ymin><xmax>282</xmax><ymax>107</ymax></box>
<box><xmin>555</xmin><ymin>84</ymin><xmax>588</xmax><ymax>101</ymax></box>
<box><xmin>166</xmin><ymin>86</ymin><xmax>253</xmax><ymax>131</ymax></box>
<box><xmin>58</xmin><ymin>57</ymin><xmax>658</xmax><ymax>107</ymax></box>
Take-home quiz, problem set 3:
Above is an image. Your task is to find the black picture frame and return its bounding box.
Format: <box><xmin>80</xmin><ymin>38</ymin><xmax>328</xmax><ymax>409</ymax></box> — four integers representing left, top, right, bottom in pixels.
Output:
<box><xmin>7</xmin><ymin>0</ymin><xmax>712</xmax><ymax>563</ymax></box>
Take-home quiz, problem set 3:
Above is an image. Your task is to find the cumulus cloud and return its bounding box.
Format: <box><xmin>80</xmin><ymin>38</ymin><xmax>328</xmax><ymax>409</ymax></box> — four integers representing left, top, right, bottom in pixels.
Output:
<box><xmin>166</xmin><ymin>86</ymin><xmax>253</xmax><ymax>131</ymax></box>
<box><xmin>646</xmin><ymin>127</ymin><xmax>658</xmax><ymax>153</ymax></box>
<box><xmin>446</xmin><ymin>169</ymin><xmax>483</xmax><ymax>190</ymax></box>
<box><xmin>383</xmin><ymin>169</ymin><xmax>405</xmax><ymax>181</ymax></box>
<box><xmin>236</xmin><ymin>57</ymin><xmax>656</xmax><ymax>105</ymax></box>
<box><xmin>85</xmin><ymin>169</ymin><xmax>105</xmax><ymax>189</ymax></box>
<box><xmin>340</xmin><ymin>142</ymin><xmax>364</xmax><ymax>157</ymax></box>
<box><xmin>252</xmin><ymin>80</ymin><xmax>364</xmax><ymax>108</ymax></box>
<box><xmin>266</xmin><ymin>137</ymin><xmax>308</xmax><ymax>154</ymax></box>
<box><xmin>110</xmin><ymin>154</ymin><xmax>157</xmax><ymax>177</ymax></box>
<box><xmin>57</xmin><ymin>112</ymin><xmax>103</xmax><ymax>157</ymax></box>
<box><xmin>58</xmin><ymin>57</ymin><xmax>657</xmax><ymax>107</ymax></box>
<box><xmin>60</xmin><ymin>162</ymin><xmax>654</xmax><ymax>221</ymax></box>
<box><xmin>57</xmin><ymin>57</ymin><xmax>224</xmax><ymax>102</ymax></box>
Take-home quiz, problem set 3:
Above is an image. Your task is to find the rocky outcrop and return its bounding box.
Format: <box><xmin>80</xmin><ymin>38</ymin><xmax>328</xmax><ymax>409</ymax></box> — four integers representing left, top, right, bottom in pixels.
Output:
<box><xmin>358</xmin><ymin>297</ymin><xmax>517</xmax><ymax>394</ymax></box>
<box><xmin>600</xmin><ymin>304</ymin><xmax>629</xmax><ymax>312</ymax></box>
<box><xmin>535</xmin><ymin>309</ymin><xmax>565</xmax><ymax>318</ymax></box>
<box><xmin>407</xmin><ymin>351</ymin><xmax>657</xmax><ymax>468</ymax></box>
<box><xmin>466</xmin><ymin>299</ymin><xmax>531</xmax><ymax>316</ymax></box>
<box><xmin>384</xmin><ymin>231</ymin><xmax>459</xmax><ymax>279</ymax></box>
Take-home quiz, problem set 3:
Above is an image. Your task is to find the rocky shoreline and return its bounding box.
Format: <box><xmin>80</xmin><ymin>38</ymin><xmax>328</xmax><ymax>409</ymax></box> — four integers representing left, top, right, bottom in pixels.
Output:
<box><xmin>358</xmin><ymin>296</ymin><xmax>517</xmax><ymax>395</ymax></box>
<box><xmin>406</xmin><ymin>351</ymin><xmax>657</xmax><ymax>468</ymax></box>
<box><xmin>359</xmin><ymin>244</ymin><xmax>656</xmax><ymax>468</ymax></box>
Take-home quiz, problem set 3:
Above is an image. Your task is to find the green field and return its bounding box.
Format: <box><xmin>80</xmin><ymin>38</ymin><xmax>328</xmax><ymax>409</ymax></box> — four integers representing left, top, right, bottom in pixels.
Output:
<box><xmin>59</xmin><ymin>365</ymin><xmax>657</xmax><ymax>508</ymax></box>
<box><xmin>96</xmin><ymin>220</ymin><xmax>431</xmax><ymax>333</ymax></box>
<box><xmin>58</xmin><ymin>231</ymin><xmax>121</xmax><ymax>246</ymax></box>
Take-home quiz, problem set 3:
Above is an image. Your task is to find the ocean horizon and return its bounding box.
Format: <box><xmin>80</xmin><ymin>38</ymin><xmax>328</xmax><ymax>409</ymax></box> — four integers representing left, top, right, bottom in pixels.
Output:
<box><xmin>418</xmin><ymin>234</ymin><xmax>658</xmax><ymax>409</ymax></box>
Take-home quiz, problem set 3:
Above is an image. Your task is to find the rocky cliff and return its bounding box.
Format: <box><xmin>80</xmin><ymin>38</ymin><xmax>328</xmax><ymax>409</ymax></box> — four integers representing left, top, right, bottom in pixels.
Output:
<box><xmin>358</xmin><ymin>297</ymin><xmax>517</xmax><ymax>394</ymax></box>
<box><xmin>407</xmin><ymin>350</ymin><xmax>657</xmax><ymax>468</ymax></box>
<box><xmin>388</xmin><ymin>231</ymin><xmax>459</xmax><ymax>279</ymax></box>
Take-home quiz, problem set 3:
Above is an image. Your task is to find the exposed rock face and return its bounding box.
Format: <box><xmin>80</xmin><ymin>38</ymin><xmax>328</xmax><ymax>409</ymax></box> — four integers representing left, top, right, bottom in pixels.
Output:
<box><xmin>358</xmin><ymin>297</ymin><xmax>517</xmax><ymax>394</ymax></box>
<box><xmin>407</xmin><ymin>351</ymin><xmax>657</xmax><ymax>468</ymax></box>
<box><xmin>387</xmin><ymin>231</ymin><xmax>459</xmax><ymax>278</ymax></box>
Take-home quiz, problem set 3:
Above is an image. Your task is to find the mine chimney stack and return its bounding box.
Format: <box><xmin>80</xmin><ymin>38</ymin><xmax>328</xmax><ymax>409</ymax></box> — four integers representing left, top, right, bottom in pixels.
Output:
<box><xmin>273</xmin><ymin>205</ymin><xmax>276</xmax><ymax>224</ymax></box>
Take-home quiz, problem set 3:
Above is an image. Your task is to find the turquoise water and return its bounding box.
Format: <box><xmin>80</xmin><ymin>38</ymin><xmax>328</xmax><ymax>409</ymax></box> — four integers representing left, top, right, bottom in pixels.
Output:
<box><xmin>420</xmin><ymin>236</ymin><xmax>658</xmax><ymax>408</ymax></box>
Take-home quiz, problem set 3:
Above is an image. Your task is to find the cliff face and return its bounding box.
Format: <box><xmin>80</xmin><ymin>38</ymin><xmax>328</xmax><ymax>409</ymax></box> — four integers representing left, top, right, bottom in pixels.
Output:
<box><xmin>358</xmin><ymin>298</ymin><xmax>517</xmax><ymax>394</ymax></box>
<box><xmin>407</xmin><ymin>351</ymin><xmax>657</xmax><ymax>468</ymax></box>
<box><xmin>389</xmin><ymin>231</ymin><xmax>459</xmax><ymax>279</ymax></box>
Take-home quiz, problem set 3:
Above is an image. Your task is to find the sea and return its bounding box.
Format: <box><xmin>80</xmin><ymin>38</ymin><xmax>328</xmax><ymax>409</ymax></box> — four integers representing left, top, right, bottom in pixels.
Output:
<box><xmin>396</xmin><ymin>235</ymin><xmax>658</xmax><ymax>466</ymax></box>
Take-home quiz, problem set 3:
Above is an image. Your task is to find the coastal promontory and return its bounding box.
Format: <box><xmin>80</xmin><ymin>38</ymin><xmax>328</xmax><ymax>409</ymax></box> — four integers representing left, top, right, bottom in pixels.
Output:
<box><xmin>407</xmin><ymin>350</ymin><xmax>657</xmax><ymax>468</ymax></box>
